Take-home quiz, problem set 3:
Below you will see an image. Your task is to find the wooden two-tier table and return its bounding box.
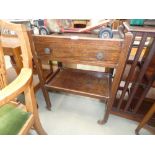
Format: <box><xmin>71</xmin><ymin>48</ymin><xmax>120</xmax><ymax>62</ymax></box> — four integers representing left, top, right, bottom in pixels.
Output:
<box><xmin>30</xmin><ymin>29</ymin><xmax>132</xmax><ymax>124</ymax></box>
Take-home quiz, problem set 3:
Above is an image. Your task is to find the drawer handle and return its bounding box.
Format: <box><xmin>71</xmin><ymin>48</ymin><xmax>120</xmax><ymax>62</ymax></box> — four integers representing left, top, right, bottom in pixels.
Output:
<box><xmin>44</xmin><ymin>48</ymin><xmax>51</xmax><ymax>54</ymax></box>
<box><xmin>96</xmin><ymin>52</ymin><xmax>104</xmax><ymax>60</ymax></box>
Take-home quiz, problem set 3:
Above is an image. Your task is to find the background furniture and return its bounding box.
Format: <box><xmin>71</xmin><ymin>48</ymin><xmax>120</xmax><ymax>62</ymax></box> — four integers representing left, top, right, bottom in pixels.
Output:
<box><xmin>0</xmin><ymin>20</ymin><xmax>46</xmax><ymax>135</ymax></box>
<box><xmin>29</xmin><ymin>29</ymin><xmax>132</xmax><ymax>124</ymax></box>
<box><xmin>111</xmin><ymin>22</ymin><xmax>155</xmax><ymax>133</ymax></box>
<box><xmin>72</xmin><ymin>19</ymin><xmax>89</xmax><ymax>28</ymax></box>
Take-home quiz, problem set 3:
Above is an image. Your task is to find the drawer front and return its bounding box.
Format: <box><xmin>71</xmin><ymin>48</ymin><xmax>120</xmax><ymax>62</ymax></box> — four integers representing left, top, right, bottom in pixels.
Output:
<box><xmin>33</xmin><ymin>36</ymin><xmax>123</xmax><ymax>68</ymax></box>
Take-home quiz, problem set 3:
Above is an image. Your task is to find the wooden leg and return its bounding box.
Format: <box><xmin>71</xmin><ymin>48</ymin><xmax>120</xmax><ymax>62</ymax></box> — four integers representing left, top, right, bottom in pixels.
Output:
<box><xmin>33</xmin><ymin>116</ymin><xmax>47</xmax><ymax>135</ymax></box>
<box><xmin>135</xmin><ymin>103</ymin><xmax>155</xmax><ymax>135</ymax></box>
<box><xmin>33</xmin><ymin>61</ymin><xmax>52</xmax><ymax>110</ymax></box>
<box><xmin>25</xmin><ymin>83</ymin><xmax>47</xmax><ymax>135</ymax></box>
<box><xmin>27</xmin><ymin>31</ymin><xmax>52</xmax><ymax>110</ymax></box>
<box><xmin>41</xmin><ymin>86</ymin><xmax>52</xmax><ymax>110</ymax></box>
<box><xmin>98</xmin><ymin>99</ymin><xmax>110</xmax><ymax>125</ymax></box>
<box><xmin>33</xmin><ymin>59</ymin><xmax>52</xmax><ymax>110</ymax></box>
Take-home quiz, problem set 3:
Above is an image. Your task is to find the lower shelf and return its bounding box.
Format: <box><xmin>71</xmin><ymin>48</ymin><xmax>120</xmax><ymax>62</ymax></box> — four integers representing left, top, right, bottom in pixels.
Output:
<box><xmin>46</xmin><ymin>68</ymin><xmax>111</xmax><ymax>99</ymax></box>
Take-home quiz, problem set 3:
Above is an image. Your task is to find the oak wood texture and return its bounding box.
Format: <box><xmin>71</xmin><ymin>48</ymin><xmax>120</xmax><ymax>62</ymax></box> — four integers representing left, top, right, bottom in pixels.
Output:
<box><xmin>27</xmin><ymin>31</ymin><xmax>52</xmax><ymax>110</ymax></box>
<box><xmin>31</xmin><ymin>29</ymin><xmax>133</xmax><ymax>124</ymax></box>
<box><xmin>46</xmin><ymin>68</ymin><xmax>111</xmax><ymax>99</ymax></box>
<box><xmin>33</xmin><ymin>34</ymin><xmax>123</xmax><ymax>68</ymax></box>
<box><xmin>113</xmin><ymin>22</ymin><xmax>155</xmax><ymax>133</ymax></box>
<box><xmin>0</xmin><ymin>20</ymin><xmax>46</xmax><ymax>135</ymax></box>
<box><xmin>1</xmin><ymin>35</ymin><xmax>42</xmax><ymax>93</ymax></box>
<box><xmin>0</xmin><ymin>68</ymin><xmax>32</xmax><ymax>105</ymax></box>
<box><xmin>0</xmin><ymin>35</ymin><xmax>23</xmax><ymax>74</ymax></box>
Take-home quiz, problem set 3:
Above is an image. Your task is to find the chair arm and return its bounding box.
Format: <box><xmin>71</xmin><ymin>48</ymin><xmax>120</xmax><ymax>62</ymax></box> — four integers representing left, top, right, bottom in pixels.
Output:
<box><xmin>0</xmin><ymin>68</ymin><xmax>32</xmax><ymax>106</ymax></box>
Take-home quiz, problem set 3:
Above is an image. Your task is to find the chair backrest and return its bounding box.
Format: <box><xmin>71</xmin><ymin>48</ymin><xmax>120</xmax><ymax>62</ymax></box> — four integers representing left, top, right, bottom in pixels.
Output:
<box><xmin>0</xmin><ymin>20</ymin><xmax>34</xmax><ymax>111</ymax></box>
<box><xmin>0</xmin><ymin>20</ymin><xmax>32</xmax><ymax>69</ymax></box>
<box><xmin>0</xmin><ymin>20</ymin><xmax>33</xmax><ymax>88</ymax></box>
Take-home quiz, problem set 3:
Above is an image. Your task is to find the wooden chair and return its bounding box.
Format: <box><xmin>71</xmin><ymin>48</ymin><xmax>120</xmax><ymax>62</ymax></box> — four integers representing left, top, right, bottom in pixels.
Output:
<box><xmin>0</xmin><ymin>20</ymin><xmax>47</xmax><ymax>134</ymax></box>
<box><xmin>30</xmin><ymin>29</ymin><xmax>133</xmax><ymax>124</ymax></box>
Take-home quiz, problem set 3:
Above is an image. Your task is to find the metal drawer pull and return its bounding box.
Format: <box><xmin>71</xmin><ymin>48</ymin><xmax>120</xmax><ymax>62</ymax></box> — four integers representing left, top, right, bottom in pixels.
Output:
<box><xmin>44</xmin><ymin>48</ymin><xmax>51</xmax><ymax>54</ymax></box>
<box><xmin>96</xmin><ymin>52</ymin><xmax>104</xmax><ymax>60</ymax></box>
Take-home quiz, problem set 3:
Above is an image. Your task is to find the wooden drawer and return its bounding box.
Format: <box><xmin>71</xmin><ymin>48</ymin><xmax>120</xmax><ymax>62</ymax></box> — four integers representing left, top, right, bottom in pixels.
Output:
<box><xmin>33</xmin><ymin>35</ymin><xmax>123</xmax><ymax>68</ymax></box>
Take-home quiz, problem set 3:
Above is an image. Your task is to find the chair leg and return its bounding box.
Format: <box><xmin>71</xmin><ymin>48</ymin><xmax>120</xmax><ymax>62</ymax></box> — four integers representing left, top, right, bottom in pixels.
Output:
<box><xmin>135</xmin><ymin>103</ymin><xmax>155</xmax><ymax>135</ymax></box>
<box><xmin>33</xmin><ymin>116</ymin><xmax>47</xmax><ymax>135</ymax></box>
<box><xmin>41</xmin><ymin>86</ymin><xmax>52</xmax><ymax>110</ymax></box>
<box><xmin>98</xmin><ymin>99</ymin><xmax>110</xmax><ymax>125</ymax></box>
<box><xmin>25</xmin><ymin>85</ymin><xmax>47</xmax><ymax>135</ymax></box>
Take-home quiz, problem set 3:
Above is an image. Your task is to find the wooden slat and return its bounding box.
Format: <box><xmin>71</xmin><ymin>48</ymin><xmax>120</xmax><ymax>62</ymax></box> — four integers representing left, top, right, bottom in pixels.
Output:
<box><xmin>124</xmin><ymin>38</ymin><xmax>155</xmax><ymax>111</ymax></box>
<box><xmin>106</xmin><ymin>32</ymin><xmax>133</xmax><ymax>115</ymax></box>
<box><xmin>117</xmin><ymin>32</ymin><xmax>147</xmax><ymax>110</ymax></box>
<box><xmin>0</xmin><ymin>45</ymin><xmax>7</xmax><ymax>89</ymax></box>
<box><xmin>133</xmin><ymin>71</ymin><xmax>155</xmax><ymax>114</ymax></box>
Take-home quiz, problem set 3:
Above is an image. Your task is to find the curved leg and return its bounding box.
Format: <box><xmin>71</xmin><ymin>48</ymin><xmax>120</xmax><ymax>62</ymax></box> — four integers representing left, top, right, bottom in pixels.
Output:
<box><xmin>25</xmin><ymin>84</ymin><xmax>47</xmax><ymax>135</ymax></box>
<box><xmin>135</xmin><ymin>128</ymin><xmax>140</xmax><ymax>135</ymax></box>
<box><xmin>135</xmin><ymin>103</ymin><xmax>155</xmax><ymax>135</ymax></box>
<box><xmin>98</xmin><ymin>99</ymin><xmax>110</xmax><ymax>125</ymax></box>
<box><xmin>33</xmin><ymin>116</ymin><xmax>47</xmax><ymax>135</ymax></box>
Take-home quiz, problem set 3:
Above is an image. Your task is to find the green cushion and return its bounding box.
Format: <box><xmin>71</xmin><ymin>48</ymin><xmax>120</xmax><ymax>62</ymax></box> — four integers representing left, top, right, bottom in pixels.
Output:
<box><xmin>0</xmin><ymin>104</ymin><xmax>30</xmax><ymax>135</ymax></box>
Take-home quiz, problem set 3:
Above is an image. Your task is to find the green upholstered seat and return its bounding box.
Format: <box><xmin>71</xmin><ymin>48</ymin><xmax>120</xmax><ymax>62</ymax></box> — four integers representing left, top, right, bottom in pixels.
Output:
<box><xmin>0</xmin><ymin>104</ymin><xmax>30</xmax><ymax>135</ymax></box>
